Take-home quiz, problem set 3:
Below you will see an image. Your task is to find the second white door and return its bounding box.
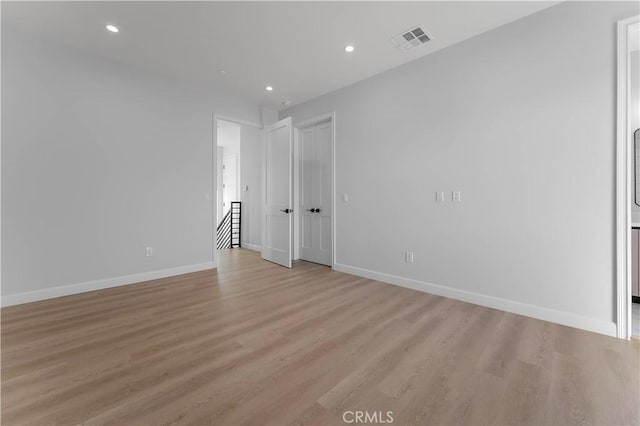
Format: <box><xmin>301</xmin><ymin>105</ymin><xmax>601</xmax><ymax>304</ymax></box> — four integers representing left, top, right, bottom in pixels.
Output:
<box><xmin>299</xmin><ymin>121</ymin><xmax>332</xmax><ymax>266</ymax></box>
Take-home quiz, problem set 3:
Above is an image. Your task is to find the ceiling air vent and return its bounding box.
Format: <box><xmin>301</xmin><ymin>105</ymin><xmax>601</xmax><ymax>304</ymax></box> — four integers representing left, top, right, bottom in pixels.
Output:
<box><xmin>390</xmin><ymin>26</ymin><xmax>431</xmax><ymax>52</ymax></box>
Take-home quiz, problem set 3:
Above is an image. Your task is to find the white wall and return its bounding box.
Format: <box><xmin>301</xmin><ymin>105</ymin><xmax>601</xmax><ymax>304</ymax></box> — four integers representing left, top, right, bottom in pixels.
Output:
<box><xmin>240</xmin><ymin>125</ymin><xmax>263</xmax><ymax>249</ymax></box>
<box><xmin>283</xmin><ymin>1</ymin><xmax>640</xmax><ymax>336</ymax></box>
<box><xmin>1</xmin><ymin>27</ymin><xmax>261</xmax><ymax>303</ymax></box>
<box><xmin>261</xmin><ymin>108</ymin><xmax>279</xmax><ymax>127</ymax></box>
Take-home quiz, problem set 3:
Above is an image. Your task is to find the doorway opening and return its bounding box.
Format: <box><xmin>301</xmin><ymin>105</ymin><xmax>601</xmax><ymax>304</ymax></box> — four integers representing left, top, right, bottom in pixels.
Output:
<box><xmin>213</xmin><ymin>114</ymin><xmax>263</xmax><ymax>269</ymax></box>
<box><xmin>616</xmin><ymin>15</ymin><xmax>640</xmax><ymax>340</ymax></box>
<box><xmin>217</xmin><ymin>120</ymin><xmax>242</xmax><ymax>251</ymax></box>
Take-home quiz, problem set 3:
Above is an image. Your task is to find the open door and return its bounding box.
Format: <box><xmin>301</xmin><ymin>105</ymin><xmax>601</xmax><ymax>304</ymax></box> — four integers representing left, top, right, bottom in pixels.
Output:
<box><xmin>262</xmin><ymin>117</ymin><xmax>293</xmax><ymax>267</ymax></box>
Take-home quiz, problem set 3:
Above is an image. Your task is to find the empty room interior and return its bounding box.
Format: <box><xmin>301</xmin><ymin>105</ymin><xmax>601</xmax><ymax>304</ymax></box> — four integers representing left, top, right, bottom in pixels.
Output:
<box><xmin>2</xmin><ymin>1</ymin><xmax>640</xmax><ymax>425</ymax></box>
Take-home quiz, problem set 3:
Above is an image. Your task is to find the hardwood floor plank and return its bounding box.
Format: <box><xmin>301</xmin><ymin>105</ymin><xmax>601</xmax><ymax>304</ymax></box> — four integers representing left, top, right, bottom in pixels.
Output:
<box><xmin>476</xmin><ymin>312</ymin><xmax>528</xmax><ymax>379</ymax></box>
<box><xmin>497</xmin><ymin>360</ymin><xmax>551</xmax><ymax>425</ymax></box>
<box><xmin>138</xmin><ymin>292</ymin><xmax>420</xmax><ymax>425</ymax></box>
<box><xmin>390</xmin><ymin>307</ymin><xmax>505</xmax><ymax>425</ymax></box>
<box><xmin>290</xmin><ymin>402</ymin><xmax>343</xmax><ymax>426</ymax></box>
<box><xmin>1</xmin><ymin>248</ymin><xmax>638</xmax><ymax>426</ymax></box>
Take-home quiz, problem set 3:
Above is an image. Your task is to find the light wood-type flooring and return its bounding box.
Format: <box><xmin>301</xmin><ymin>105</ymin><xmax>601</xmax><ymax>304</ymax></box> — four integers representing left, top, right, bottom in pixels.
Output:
<box><xmin>2</xmin><ymin>249</ymin><xmax>639</xmax><ymax>425</ymax></box>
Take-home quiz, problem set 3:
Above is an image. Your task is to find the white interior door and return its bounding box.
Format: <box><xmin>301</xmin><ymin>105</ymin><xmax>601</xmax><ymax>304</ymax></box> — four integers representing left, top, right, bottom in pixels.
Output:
<box><xmin>262</xmin><ymin>117</ymin><xmax>293</xmax><ymax>267</ymax></box>
<box><xmin>299</xmin><ymin>121</ymin><xmax>332</xmax><ymax>266</ymax></box>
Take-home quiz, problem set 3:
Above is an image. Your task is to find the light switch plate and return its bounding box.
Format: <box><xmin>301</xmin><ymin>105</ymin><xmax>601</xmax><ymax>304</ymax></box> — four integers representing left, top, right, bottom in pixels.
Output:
<box><xmin>405</xmin><ymin>251</ymin><xmax>414</xmax><ymax>263</ymax></box>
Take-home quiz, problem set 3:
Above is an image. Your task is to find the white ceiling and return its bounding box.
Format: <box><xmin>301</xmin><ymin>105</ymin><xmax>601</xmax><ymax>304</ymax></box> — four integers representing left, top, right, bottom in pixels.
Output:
<box><xmin>2</xmin><ymin>1</ymin><xmax>559</xmax><ymax>110</ymax></box>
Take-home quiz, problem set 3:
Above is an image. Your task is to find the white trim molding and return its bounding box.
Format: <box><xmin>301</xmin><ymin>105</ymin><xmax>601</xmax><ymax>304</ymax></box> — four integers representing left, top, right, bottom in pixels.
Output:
<box><xmin>616</xmin><ymin>15</ymin><xmax>640</xmax><ymax>340</ymax></box>
<box><xmin>241</xmin><ymin>242</ymin><xmax>262</xmax><ymax>252</ymax></box>
<box><xmin>334</xmin><ymin>262</ymin><xmax>617</xmax><ymax>337</ymax></box>
<box><xmin>294</xmin><ymin>112</ymin><xmax>334</xmax><ymax>130</ymax></box>
<box><xmin>215</xmin><ymin>114</ymin><xmax>262</xmax><ymax>129</ymax></box>
<box><xmin>0</xmin><ymin>262</ymin><xmax>215</xmax><ymax>307</ymax></box>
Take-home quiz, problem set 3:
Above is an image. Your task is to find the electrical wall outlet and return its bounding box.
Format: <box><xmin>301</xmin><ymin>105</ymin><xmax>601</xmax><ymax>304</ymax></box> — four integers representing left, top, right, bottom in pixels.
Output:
<box><xmin>405</xmin><ymin>251</ymin><xmax>414</xmax><ymax>263</ymax></box>
<box><xmin>146</xmin><ymin>246</ymin><xmax>153</xmax><ymax>257</ymax></box>
<box><xmin>342</xmin><ymin>193</ymin><xmax>349</xmax><ymax>203</ymax></box>
<box><xmin>452</xmin><ymin>191</ymin><xmax>462</xmax><ymax>202</ymax></box>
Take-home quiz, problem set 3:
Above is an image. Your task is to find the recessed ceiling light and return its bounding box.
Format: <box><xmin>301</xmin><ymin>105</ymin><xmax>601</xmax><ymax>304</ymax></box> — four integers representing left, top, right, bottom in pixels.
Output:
<box><xmin>265</xmin><ymin>86</ymin><xmax>274</xmax><ymax>92</ymax></box>
<box><xmin>106</xmin><ymin>24</ymin><xmax>119</xmax><ymax>33</ymax></box>
<box><xmin>344</xmin><ymin>45</ymin><xmax>355</xmax><ymax>53</ymax></box>
<box><xmin>219</xmin><ymin>69</ymin><xmax>226</xmax><ymax>74</ymax></box>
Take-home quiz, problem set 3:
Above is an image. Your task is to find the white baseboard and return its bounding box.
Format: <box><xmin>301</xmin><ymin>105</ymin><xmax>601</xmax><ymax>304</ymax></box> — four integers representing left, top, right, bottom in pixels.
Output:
<box><xmin>333</xmin><ymin>262</ymin><xmax>617</xmax><ymax>337</ymax></box>
<box><xmin>241</xmin><ymin>242</ymin><xmax>261</xmax><ymax>252</ymax></box>
<box><xmin>1</xmin><ymin>262</ymin><xmax>216</xmax><ymax>307</ymax></box>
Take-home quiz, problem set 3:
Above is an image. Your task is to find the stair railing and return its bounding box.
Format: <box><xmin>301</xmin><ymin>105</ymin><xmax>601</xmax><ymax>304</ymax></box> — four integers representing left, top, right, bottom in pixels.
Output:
<box><xmin>217</xmin><ymin>201</ymin><xmax>241</xmax><ymax>249</ymax></box>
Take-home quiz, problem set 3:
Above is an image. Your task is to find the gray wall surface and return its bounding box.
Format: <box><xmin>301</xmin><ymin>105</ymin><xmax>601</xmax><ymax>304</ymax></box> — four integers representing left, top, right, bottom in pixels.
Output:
<box><xmin>240</xmin><ymin>125</ymin><xmax>264</xmax><ymax>249</ymax></box>
<box><xmin>283</xmin><ymin>1</ymin><xmax>640</xmax><ymax>329</ymax></box>
<box><xmin>1</xmin><ymin>27</ymin><xmax>261</xmax><ymax>297</ymax></box>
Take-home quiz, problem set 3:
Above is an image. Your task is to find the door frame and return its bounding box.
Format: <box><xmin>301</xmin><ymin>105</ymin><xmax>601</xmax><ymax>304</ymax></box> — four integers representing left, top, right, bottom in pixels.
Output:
<box><xmin>615</xmin><ymin>15</ymin><xmax>639</xmax><ymax>340</ymax></box>
<box><xmin>212</xmin><ymin>113</ymin><xmax>262</xmax><ymax>269</ymax></box>
<box><xmin>292</xmin><ymin>112</ymin><xmax>336</xmax><ymax>268</ymax></box>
